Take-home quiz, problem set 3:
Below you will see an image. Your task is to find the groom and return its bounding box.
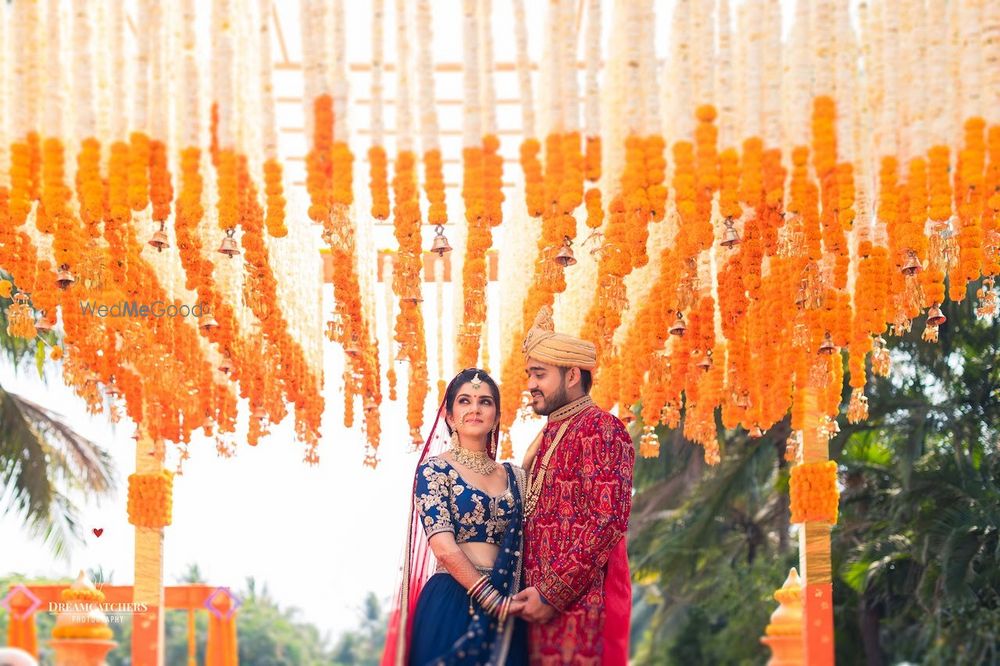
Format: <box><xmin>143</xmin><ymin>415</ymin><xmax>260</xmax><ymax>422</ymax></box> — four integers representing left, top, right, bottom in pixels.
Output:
<box><xmin>512</xmin><ymin>306</ymin><xmax>634</xmax><ymax>665</ymax></box>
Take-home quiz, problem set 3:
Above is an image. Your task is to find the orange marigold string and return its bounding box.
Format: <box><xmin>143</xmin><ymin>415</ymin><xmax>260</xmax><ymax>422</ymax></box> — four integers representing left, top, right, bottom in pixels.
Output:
<box><xmin>789</xmin><ymin>460</ymin><xmax>839</xmax><ymax>523</ymax></box>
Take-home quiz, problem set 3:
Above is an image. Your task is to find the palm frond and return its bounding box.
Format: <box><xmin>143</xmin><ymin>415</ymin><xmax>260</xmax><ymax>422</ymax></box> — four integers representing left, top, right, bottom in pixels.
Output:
<box><xmin>7</xmin><ymin>390</ymin><xmax>116</xmax><ymax>494</ymax></box>
<box><xmin>0</xmin><ymin>385</ymin><xmax>53</xmax><ymax>520</ymax></box>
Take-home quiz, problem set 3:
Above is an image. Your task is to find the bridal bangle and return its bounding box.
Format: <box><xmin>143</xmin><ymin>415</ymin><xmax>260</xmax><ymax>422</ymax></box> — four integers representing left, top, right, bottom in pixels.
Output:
<box><xmin>467</xmin><ymin>577</ymin><xmax>510</xmax><ymax>620</ymax></box>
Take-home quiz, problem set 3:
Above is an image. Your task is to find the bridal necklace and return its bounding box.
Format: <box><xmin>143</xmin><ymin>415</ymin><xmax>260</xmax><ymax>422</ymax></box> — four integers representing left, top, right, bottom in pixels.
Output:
<box><xmin>450</xmin><ymin>438</ymin><xmax>498</xmax><ymax>475</ymax></box>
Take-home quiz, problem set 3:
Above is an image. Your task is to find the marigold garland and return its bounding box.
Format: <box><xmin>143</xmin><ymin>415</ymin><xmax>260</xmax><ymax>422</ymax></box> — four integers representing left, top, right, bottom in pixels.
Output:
<box><xmin>263</xmin><ymin>158</ymin><xmax>287</xmax><ymax>237</ymax></box>
<box><xmin>306</xmin><ymin>95</ymin><xmax>334</xmax><ymax>223</ymax></box>
<box><xmin>423</xmin><ymin>149</ymin><xmax>447</xmax><ymax>224</ymax></box>
<box><xmin>127</xmin><ymin>132</ymin><xmax>151</xmax><ymax>212</ymax></box>
<box><xmin>391</xmin><ymin>150</ymin><xmax>430</xmax><ymax>440</ymax></box>
<box><xmin>789</xmin><ymin>460</ymin><xmax>839</xmax><ymax>523</ymax></box>
<box><xmin>368</xmin><ymin>145</ymin><xmax>390</xmax><ymax>220</ymax></box>
<box><xmin>149</xmin><ymin>139</ymin><xmax>173</xmax><ymax>223</ymax></box>
<box><xmin>127</xmin><ymin>470</ymin><xmax>174</xmax><ymax>528</ymax></box>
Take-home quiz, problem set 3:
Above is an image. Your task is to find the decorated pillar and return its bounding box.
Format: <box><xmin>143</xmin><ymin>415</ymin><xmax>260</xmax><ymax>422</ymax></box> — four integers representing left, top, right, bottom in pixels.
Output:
<box><xmin>790</xmin><ymin>387</ymin><xmax>836</xmax><ymax>665</ymax></box>
<box><xmin>1</xmin><ymin>584</ymin><xmax>41</xmax><ymax>656</ymax></box>
<box><xmin>127</xmin><ymin>426</ymin><xmax>171</xmax><ymax>666</ymax></box>
<box><xmin>760</xmin><ymin>568</ymin><xmax>805</xmax><ymax>665</ymax></box>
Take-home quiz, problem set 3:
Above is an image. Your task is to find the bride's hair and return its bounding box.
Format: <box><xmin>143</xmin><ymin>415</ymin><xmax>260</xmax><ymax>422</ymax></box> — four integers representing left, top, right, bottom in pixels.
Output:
<box><xmin>443</xmin><ymin>368</ymin><xmax>501</xmax><ymax>434</ymax></box>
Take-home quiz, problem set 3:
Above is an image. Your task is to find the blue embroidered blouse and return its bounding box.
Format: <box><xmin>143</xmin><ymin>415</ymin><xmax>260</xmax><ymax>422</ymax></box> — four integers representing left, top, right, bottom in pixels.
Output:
<box><xmin>415</xmin><ymin>456</ymin><xmax>516</xmax><ymax>545</ymax></box>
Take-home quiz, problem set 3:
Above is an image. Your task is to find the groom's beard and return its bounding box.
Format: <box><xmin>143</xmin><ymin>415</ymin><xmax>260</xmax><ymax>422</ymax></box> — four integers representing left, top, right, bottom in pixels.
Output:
<box><xmin>531</xmin><ymin>385</ymin><xmax>570</xmax><ymax>416</ymax></box>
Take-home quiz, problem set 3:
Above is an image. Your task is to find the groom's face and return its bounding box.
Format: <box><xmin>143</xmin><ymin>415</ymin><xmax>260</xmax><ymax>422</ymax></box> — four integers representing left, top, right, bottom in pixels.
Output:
<box><xmin>525</xmin><ymin>360</ymin><xmax>569</xmax><ymax>416</ymax></box>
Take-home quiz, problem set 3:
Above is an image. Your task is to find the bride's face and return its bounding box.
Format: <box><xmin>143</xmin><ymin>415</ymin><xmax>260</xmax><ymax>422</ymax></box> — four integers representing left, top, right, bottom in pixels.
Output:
<box><xmin>447</xmin><ymin>382</ymin><xmax>498</xmax><ymax>443</ymax></box>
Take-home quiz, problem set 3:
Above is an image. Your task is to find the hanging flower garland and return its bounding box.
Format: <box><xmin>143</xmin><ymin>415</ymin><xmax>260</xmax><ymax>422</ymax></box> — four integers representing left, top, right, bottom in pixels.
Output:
<box><xmin>259</xmin><ymin>0</ymin><xmax>286</xmax><ymax>238</ymax></box>
<box><xmin>789</xmin><ymin>461</ymin><xmax>839</xmax><ymax>524</ymax></box>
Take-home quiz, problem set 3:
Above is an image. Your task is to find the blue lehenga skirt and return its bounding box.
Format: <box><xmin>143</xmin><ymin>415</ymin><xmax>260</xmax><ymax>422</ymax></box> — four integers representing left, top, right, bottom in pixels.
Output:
<box><xmin>409</xmin><ymin>572</ymin><xmax>529</xmax><ymax>666</ymax></box>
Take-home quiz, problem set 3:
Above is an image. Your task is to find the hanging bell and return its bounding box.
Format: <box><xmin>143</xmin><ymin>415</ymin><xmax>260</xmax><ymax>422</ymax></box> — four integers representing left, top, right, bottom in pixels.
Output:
<box><xmin>720</xmin><ymin>220</ymin><xmax>741</xmax><ymax>248</ymax></box>
<box><xmin>35</xmin><ymin>313</ymin><xmax>56</xmax><ymax>333</ymax></box>
<box><xmin>669</xmin><ymin>312</ymin><xmax>687</xmax><ymax>336</ymax></box>
<box><xmin>818</xmin><ymin>332</ymin><xmax>836</xmax><ymax>354</ymax></box>
<box><xmin>749</xmin><ymin>425</ymin><xmax>764</xmax><ymax>438</ymax></box>
<box><xmin>199</xmin><ymin>314</ymin><xmax>219</xmax><ymax>331</ymax></box>
<box><xmin>401</xmin><ymin>284</ymin><xmax>424</xmax><ymax>303</ymax></box>
<box><xmin>344</xmin><ymin>338</ymin><xmax>362</xmax><ymax>356</ymax></box>
<box><xmin>148</xmin><ymin>224</ymin><xmax>169</xmax><ymax>252</ymax></box>
<box><xmin>252</xmin><ymin>405</ymin><xmax>267</xmax><ymax>420</ymax></box>
<box><xmin>900</xmin><ymin>251</ymin><xmax>922</xmax><ymax>276</ymax></box>
<box><xmin>430</xmin><ymin>225</ymin><xmax>453</xmax><ymax>256</ymax></box>
<box><xmin>218</xmin><ymin>229</ymin><xmax>240</xmax><ymax>257</ymax></box>
<box><xmin>696</xmin><ymin>351</ymin><xmax>712</xmax><ymax>371</ymax></box>
<box><xmin>56</xmin><ymin>266</ymin><xmax>76</xmax><ymax>290</ymax></box>
<box><xmin>554</xmin><ymin>236</ymin><xmax>577</xmax><ymax>267</ymax></box>
<box><xmin>926</xmin><ymin>304</ymin><xmax>947</xmax><ymax>327</ymax></box>
<box><xmin>218</xmin><ymin>356</ymin><xmax>234</xmax><ymax>374</ymax></box>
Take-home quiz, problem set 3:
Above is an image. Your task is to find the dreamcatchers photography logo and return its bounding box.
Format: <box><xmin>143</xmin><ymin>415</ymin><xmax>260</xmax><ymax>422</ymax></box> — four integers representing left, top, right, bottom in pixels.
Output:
<box><xmin>79</xmin><ymin>300</ymin><xmax>212</xmax><ymax>319</ymax></box>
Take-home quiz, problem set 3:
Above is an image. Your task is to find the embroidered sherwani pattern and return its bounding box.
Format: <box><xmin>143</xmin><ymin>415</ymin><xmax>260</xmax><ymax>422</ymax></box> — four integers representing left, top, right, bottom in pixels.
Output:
<box><xmin>523</xmin><ymin>405</ymin><xmax>634</xmax><ymax>665</ymax></box>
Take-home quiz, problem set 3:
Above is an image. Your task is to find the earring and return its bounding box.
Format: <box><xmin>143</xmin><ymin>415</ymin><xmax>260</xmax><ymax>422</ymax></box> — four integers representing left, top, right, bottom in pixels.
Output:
<box><xmin>450</xmin><ymin>429</ymin><xmax>460</xmax><ymax>449</ymax></box>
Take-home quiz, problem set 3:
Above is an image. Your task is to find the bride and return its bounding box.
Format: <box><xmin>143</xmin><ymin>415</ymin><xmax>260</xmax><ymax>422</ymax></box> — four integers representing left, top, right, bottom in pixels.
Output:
<box><xmin>382</xmin><ymin>368</ymin><xmax>529</xmax><ymax>665</ymax></box>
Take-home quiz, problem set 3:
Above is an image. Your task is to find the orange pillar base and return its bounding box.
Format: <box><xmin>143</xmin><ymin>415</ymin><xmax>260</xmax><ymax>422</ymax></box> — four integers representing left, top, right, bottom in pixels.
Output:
<box><xmin>131</xmin><ymin>604</ymin><xmax>162</xmax><ymax>665</ymax></box>
<box><xmin>803</xmin><ymin>583</ymin><xmax>834</xmax><ymax>666</ymax></box>
<box><xmin>49</xmin><ymin>639</ymin><xmax>117</xmax><ymax>666</ymax></box>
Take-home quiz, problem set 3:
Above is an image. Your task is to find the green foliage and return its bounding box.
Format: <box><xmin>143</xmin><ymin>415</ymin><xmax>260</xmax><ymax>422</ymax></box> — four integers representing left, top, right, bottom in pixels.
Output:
<box><xmin>329</xmin><ymin>593</ymin><xmax>387</xmax><ymax>666</ymax></box>
<box><xmin>628</xmin><ymin>282</ymin><xmax>1000</xmax><ymax>665</ymax></box>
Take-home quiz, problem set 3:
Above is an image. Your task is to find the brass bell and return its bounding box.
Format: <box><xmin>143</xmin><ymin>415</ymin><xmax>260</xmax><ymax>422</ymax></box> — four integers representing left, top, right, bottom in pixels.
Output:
<box><xmin>218</xmin><ymin>230</ymin><xmax>240</xmax><ymax>257</ymax></box>
<box><xmin>669</xmin><ymin>312</ymin><xmax>687</xmax><ymax>336</ymax></box>
<box><xmin>900</xmin><ymin>251</ymin><xmax>921</xmax><ymax>276</ymax></box>
<box><xmin>818</xmin><ymin>332</ymin><xmax>836</xmax><ymax>354</ymax></box>
<box><xmin>148</xmin><ymin>224</ymin><xmax>169</xmax><ymax>252</ymax></box>
<box><xmin>749</xmin><ymin>425</ymin><xmax>764</xmax><ymax>438</ymax></box>
<box><xmin>218</xmin><ymin>356</ymin><xmax>234</xmax><ymax>374</ymax></box>
<box><xmin>199</xmin><ymin>314</ymin><xmax>219</xmax><ymax>331</ymax></box>
<box><xmin>252</xmin><ymin>405</ymin><xmax>267</xmax><ymax>420</ymax></box>
<box><xmin>696</xmin><ymin>351</ymin><xmax>712</xmax><ymax>371</ymax></box>
<box><xmin>35</xmin><ymin>313</ymin><xmax>56</xmax><ymax>333</ymax></box>
<box><xmin>56</xmin><ymin>266</ymin><xmax>76</xmax><ymax>290</ymax></box>
<box><xmin>401</xmin><ymin>285</ymin><xmax>424</xmax><ymax>304</ymax></box>
<box><xmin>795</xmin><ymin>282</ymin><xmax>808</xmax><ymax>308</ymax></box>
<box><xmin>720</xmin><ymin>220</ymin><xmax>741</xmax><ymax>248</ymax></box>
<box><xmin>344</xmin><ymin>338</ymin><xmax>362</xmax><ymax>355</ymax></box>
<box><xmin>430</xmin><ymin>225</ymin><xmax>453</xmax><ymax>256</ymax></box>
<box><xmin>554</xmin><ymin>236</ymin><xmax>577</xmax><ymax>267</ymax></box>
<box><xmin>926</xmin><ymin>304</ymin><xmax>947</xmax><ymax>327</ymax></box>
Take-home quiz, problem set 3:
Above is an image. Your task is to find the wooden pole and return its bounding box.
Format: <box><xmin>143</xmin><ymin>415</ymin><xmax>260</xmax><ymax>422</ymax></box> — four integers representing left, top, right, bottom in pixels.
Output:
<box><xmin>797</xmin><ymin>387</ymin><xmax>835</xmax><ymax>665</ymax></box>
<box><xmin>132</xmin><ymin>424</ymin><xmax>166</xmax><ymax>666</ymax></box>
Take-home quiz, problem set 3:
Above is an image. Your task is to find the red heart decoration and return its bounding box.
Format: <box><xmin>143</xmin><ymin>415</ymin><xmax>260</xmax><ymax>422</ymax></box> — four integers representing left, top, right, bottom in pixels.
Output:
<box><xmin>93</xmin><ymin>528</ymin><xmax>104</xmax><ymax>537</ymax></box>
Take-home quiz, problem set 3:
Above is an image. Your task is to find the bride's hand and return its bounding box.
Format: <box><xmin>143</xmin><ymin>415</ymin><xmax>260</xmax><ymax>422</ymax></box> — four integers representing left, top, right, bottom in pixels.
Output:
<box><xmin>507</xmin><ymin>598</ymin><xmax>527</xmax><ymax>617</ymax></box>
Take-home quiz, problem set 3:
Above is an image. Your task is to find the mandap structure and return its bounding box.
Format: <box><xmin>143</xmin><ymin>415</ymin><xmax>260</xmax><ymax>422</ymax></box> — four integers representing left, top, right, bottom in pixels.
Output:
<box><xmin>1</xmin><ymin>1</ymin><xmax>999</xmax><ymax>664</ymax></box>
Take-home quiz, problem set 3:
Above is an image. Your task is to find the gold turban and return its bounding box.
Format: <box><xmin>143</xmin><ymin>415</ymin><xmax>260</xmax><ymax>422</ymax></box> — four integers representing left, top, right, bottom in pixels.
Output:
<box><xmin>521</xmin><ymin>306</ymin><xmax>597</xmax><ymax>370</ymax></box>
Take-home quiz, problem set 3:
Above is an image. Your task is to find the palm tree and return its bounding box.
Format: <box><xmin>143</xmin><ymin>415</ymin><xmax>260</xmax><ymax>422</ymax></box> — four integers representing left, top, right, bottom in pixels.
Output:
<box><xmin>1</xmin><ymin>275</ymin><xmax>117</xmax><ymax>560</ymax></box>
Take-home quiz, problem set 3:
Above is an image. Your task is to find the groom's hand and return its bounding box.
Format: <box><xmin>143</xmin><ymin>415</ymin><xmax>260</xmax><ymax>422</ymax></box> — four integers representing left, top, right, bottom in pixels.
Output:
<box><xmin>512</xmin><ymin>587</ymin><xmax>556</xmax><ymax>624</ymax></box>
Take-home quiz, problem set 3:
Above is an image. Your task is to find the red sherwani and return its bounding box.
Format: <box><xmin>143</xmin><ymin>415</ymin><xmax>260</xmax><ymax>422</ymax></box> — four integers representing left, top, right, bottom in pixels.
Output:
<box><xmin>523</xmin><ymin>404</ymin><xmax>635</xmax><ymax>665</ymax></box>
